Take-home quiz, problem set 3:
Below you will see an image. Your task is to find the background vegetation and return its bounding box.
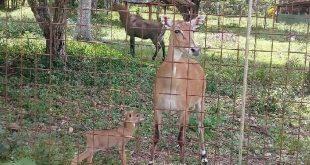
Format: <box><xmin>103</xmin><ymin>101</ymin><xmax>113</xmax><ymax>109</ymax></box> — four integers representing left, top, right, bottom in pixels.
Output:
<box><xmin>0</xmin><ymin>0</ymin><xmax>309</xmax><ymax>164</ymax></box>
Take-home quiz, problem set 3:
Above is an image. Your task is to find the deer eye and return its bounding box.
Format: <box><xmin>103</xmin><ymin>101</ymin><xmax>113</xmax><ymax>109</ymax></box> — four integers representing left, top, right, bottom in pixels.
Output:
<box><xmin>129</xmin><ymin>114</ymin><xmax>131</xmax><ymax>117</ymax></box>
<box><xmin>174</xmin><ymin>30</ymin><xmax>181</xmax><ymax>34</ymax></box>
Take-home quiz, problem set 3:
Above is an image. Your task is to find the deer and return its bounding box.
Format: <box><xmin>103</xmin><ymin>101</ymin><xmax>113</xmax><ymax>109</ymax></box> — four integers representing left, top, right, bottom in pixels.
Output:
<box><xmin>148</xmin><ymin>15</ymin><xmax>208</xmax><ymax>165</ymax></box>
<box><xmin>71</xmin><ymin>111</ymin><xmax>144</xmax><ymax>165</ymax></box>
<box><xmin>111</xmin><ymin>4</ymin><xmax>166</xmax><ymax>61</ymax></box>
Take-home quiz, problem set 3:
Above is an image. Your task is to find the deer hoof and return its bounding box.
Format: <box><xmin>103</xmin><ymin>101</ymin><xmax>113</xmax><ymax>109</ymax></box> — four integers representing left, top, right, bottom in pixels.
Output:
<box><xmin>201</xmin><ymin>158</ymin><xmax>208</xmax><ymax>165</ymax></box>
<box><xmin>201</xmin><ymin>150</ymin><xmax>208</xmax><ymax>165</ymax></box>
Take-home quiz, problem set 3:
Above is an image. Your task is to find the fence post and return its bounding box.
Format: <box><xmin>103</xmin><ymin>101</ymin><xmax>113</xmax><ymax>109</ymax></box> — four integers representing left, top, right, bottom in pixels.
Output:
<box><xmin>238</xmin><ymin>0</ymin><xmax>253</xmax><ymax>164</ymax></box>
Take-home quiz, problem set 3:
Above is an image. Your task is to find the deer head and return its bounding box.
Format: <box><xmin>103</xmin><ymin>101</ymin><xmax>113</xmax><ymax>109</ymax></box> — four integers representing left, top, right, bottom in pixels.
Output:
<box><xmin>161</xmin><ymin>15</ymin><xmax>206</xmax><ymax>57</ymax></box>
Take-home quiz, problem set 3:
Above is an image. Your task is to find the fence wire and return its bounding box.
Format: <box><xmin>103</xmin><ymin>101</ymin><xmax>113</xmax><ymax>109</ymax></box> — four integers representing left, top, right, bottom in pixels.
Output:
<box><xmin>0</xmin><ymin>0</ymin><xmax>309</xmax><ymax>165</ymax></box>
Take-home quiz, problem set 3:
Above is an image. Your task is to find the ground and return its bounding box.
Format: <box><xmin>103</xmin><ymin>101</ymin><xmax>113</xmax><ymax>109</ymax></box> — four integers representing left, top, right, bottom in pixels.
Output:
<box><xmin>0</xmin><ymin>4</ymin><xmax>310</xmax><ymax>165</ymax></box>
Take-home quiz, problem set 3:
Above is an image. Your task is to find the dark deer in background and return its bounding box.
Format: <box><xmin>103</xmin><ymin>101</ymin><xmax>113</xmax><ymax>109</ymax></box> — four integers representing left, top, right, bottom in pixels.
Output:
<box><xmin>111</xmin><ymin>4</ymin><xmax>166</xmax><ymax>60</ymax></box>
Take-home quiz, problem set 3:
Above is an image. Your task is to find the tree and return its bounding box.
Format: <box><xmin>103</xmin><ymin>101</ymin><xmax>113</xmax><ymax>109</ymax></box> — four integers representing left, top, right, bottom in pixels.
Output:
<box><xmin>0</xmin><ymin>0</ymin><xmax>4</xmax><ymax>8</ymax></box>
<box><xmin>28</xmin><ymin>0</ymin><xmax>69</xmax><ymax>61</ymax></box>
<box><xmin>75</xmin><ymin>0</ymin><xmax>93</xmax><ymax>41</ymax></box>
<box><xmin>21</xmin><ymin>0</ymin><xmax>26</xmax><ymax>6</ymax></box>
<box><xmin>91</xmin><ymin>0</ymin><xmax>98</xmax><ymax>14</ymax></box>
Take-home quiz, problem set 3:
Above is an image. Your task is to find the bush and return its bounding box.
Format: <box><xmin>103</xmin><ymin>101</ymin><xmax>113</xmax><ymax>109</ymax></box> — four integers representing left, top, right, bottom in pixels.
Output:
<box><xmin>0</xmin><ymin>18</ymin><xmax>41</xmax><ymax>38</ymax></box>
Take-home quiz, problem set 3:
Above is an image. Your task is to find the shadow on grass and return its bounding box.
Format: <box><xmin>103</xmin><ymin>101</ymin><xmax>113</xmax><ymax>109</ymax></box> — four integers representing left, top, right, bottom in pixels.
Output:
<box><xmin>206</xmin><ymin>22</ymin><xmax>310</xmax><ymax>42</ymax></box>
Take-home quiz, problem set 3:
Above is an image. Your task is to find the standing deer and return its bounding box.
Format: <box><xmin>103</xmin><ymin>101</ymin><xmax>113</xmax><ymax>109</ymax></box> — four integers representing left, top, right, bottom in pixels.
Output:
<box><xmin>71</xmin><ymin>111</ymin><xmax>144</xmax><ymax>165</ymax></box>
<box><xmin>111</xmin><ymin>4</ymin><xmax>166</xmax><ymax>60</ymax></box>
<box><xmin>149</xmin><ymin>15</ymin><xmax>208</xmax><ymax>165</ymax></box>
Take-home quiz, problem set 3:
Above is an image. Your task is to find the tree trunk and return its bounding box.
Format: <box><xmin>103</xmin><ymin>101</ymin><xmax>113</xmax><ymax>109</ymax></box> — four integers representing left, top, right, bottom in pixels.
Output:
<box><xmin>0</xmin><ymin>0</ymin><xmax>5</xmax><ymax>8</ymax></box>
<box><xmin>91</xmin><ymin>0</ymin><xmax>98</xmax><ymax>14</ymax></box>
<box><xmin>28</xmin><ymin>0</ymin><xmax>69</xmax><ymax>61</ymax></box>
<box><xmin>11</xmin><ymin>0</ymin><xmax>17</xmax><ymax>9</ymax></box>
<box><xmin>253</xmin><ymin>0</ymin><xmax>258</xmax><ymax>11</ymax></box>
<box><xmin>50</xmin><ymin>0</ymin><xmax>69</xmax><ymax>60</ymax></box>
<box><xmin>75</xmin><ymin>0</ymin><xmax>93</xmax><ymax>41</ymax></box>
<box><xmin>21</xmin><ymin>0</ymin><xmax>26</xmax><ymax>6</ymax></box>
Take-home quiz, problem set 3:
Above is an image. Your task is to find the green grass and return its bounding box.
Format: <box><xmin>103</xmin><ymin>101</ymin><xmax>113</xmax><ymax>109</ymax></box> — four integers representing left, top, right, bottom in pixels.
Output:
<box><xmin>0</xmin><ymin>6</ymin><xmax>310</xmax><ymax>165</ymax></box>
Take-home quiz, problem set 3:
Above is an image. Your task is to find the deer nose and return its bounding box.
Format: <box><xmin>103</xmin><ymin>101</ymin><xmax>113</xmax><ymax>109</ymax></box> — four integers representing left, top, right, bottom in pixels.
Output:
<box><xmin>190</xmin><ymin>47</ymin><xmax>200</xmax><ymax>56</ymax></box>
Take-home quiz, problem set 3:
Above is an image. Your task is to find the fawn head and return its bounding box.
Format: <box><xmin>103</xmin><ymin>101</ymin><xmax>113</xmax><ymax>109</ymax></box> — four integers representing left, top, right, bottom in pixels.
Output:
<box><xmin>124</xmin><ymin>111</ymin><xmax>144</xmax><ymax>124</ymax></box>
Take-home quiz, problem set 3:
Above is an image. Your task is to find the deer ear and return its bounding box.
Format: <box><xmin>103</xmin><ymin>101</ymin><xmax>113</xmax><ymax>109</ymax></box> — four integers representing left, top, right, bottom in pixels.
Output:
<box><xmin>190</xmin><ymin>15</ymin><xmax>206</xmax><ymax>30</ymax></box>
<box><xmin>161</xmin><ymin>15</ymin><xmax>173</xmax><ymax>29</ymax></box>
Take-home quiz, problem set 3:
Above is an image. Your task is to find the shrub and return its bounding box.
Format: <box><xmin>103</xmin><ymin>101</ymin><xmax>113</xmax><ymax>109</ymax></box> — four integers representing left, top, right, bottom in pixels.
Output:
<box><xmin>0</xmin><ymin>18</ymin><xmax>41</xmax><ymax>38</ymax></box>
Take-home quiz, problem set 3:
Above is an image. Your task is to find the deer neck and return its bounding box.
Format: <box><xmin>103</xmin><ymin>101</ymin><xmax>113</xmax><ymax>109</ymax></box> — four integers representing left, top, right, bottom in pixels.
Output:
<box><xmin>165</xmin><ymin>36</ymin><xmax>184</xmax><ymax>62</ymax></box>
<box><xmin>117</xmin><ymin>10</ymin><xmax>130</xmax><ymax>26</ymax></box>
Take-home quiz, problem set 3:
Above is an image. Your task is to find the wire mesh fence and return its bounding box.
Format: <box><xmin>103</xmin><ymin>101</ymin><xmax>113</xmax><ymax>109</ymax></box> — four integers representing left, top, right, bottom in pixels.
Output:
<box><xmin>0</xmin><ymin>0</ymin><xmax>309</xmax><ymax>165</ymax></box>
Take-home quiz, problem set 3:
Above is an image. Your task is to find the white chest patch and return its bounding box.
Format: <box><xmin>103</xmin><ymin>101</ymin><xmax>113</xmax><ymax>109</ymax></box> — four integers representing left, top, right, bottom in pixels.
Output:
<box><xmin>173</xmin><ymin>48</ymin><xmax>182</xmax><ymax>61</ymax></box>
<box><xmin>159</xmin><ymin>94</ymin><xmax>179</xmax><ymax>111</ymax></box>
<box><xmin>173</xmin><ymin>65</ymin><xmax>176</xmax><ymax>76</ymax></box>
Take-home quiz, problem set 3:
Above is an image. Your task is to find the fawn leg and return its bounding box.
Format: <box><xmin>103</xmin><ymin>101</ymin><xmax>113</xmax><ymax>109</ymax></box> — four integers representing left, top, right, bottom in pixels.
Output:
<box><xmin>86</xmin><ymin>155</ymin><xmax>93</xmax><ymax>164</ymax></box>
<box><xmin>149</xmin><ymin>110</ymin><xmax>161</xmax><ymax>165</ymax></box>
<box><xmin>71</xmin><ymin>149</ymin><xmax>95</xmax><ymax>165</ymax></box>
<box><xmin>119</xmin><ymin>145</ymin><xmax>127</xmax><ymax>165</ymax></box>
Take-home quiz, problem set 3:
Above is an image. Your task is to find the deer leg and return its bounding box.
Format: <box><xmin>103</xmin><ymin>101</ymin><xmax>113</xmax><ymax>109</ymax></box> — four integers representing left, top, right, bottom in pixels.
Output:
<box><xmin>195</xmin><ymin>101</ymin><xmax>208</xmax><ymax>165</ymax></box>
<box><xmin>71</xmin><ymin>149</ymin><xmax>95</xmax><ymax>165</ymax></box>
<box><xmin>160</xmin><ymin>40</ymin><xmax>165</xmax><ymax>61</ymax></box>
<box><xmin>178</xmin><ymin>110</ymin><xmax>189</xmax><ymax>164</ymax></box>
<box><xmin>149</xmin><ymin>110</ymin><xmax>162</xmax><ymax>165</ymax></box>
<box><xmin>86</xmin><ymin>155</ymin><xmax>93</xmax><ymax>164</ymax></box>
<box><xmin>130</xmin><ymin>36</ymin><xmax>135</xmax><ymax>57</ymax></box>
<box><xmin>151</xmin><ymin>39</ymin><xmax>160</xmax><ymax>60</ymax></box>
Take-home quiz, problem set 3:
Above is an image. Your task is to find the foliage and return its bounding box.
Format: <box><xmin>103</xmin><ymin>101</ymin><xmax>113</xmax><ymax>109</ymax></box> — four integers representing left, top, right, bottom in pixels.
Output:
<box><xmin>0</xmin><ymin>5</ymin><xmax>309</xmax><ymax>165</ymax></box>
<box><xmin>0</xmin><ymin>34</ymin><xmax>156</xmax><ymax>164</ymax></box>
<box><xmin>0</xmin><ymin>18</ymin><xmax>41</xmax><ymax>38</ymax></box>
<box><xmin>1</xmin><ymin>158</ymin><xmax>36</xmax><ymax>165</ymax></box>
<box><xmin>201</xmin><ymin>0</ymin><xmax>275</xmax><ymax>16</ymax></box>
<box><xmin>267</xmin><ymin>5</ymin><xmax>276</xmax><ymax>18</ymax></box>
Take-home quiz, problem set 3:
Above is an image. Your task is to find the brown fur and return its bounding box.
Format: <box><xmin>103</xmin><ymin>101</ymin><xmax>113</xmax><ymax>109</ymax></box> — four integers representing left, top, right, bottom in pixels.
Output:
<box><xmin>71</xmin><ymin>111</ymin><xmax>144</xmax><ymax>165</ymax></box>
<box><xmin>111</xmin><ymin>4</ymin><xmax>166</xmax><ymax>60</ymax></box>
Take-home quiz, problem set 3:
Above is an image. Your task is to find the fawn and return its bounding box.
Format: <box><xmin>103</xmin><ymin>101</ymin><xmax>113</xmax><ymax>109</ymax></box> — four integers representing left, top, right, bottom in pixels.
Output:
<box><xmin>71</xmin><ymin>111</ymin><xmax>144</xmax><ymax>165</ymax></box>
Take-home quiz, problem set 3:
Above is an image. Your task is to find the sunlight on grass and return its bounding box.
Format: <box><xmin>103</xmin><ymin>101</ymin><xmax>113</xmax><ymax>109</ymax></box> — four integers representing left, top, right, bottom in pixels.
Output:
<box><xmin>0</xmin><ymin>7</ymin><xmax>34</xmax><ymax>19</ymax></box>
<box><xmin>2</xmin><ymin>6</ymin><xmax>308</xmax><ymax>67</ymax></box>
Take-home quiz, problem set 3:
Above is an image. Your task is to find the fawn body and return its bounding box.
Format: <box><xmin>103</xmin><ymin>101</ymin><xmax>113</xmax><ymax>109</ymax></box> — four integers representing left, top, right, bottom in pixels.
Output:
<box><xmin>71</xmin><ymin>111</ymin><xmax>144</xmax><ymax>165</ymax></box>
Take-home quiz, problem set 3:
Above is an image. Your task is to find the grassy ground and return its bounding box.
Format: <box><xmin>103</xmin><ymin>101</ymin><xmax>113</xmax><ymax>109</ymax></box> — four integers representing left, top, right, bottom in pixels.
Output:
<box><xmin>0</xmin><ymin>5</ymin><xmax>309</xmax><ymax>165</ymax></box>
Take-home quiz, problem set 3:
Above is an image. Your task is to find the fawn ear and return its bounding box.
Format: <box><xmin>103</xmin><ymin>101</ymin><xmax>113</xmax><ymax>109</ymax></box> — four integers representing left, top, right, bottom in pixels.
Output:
<box><xmin>161</xmin><ymin>15</ymin><xmax>173</xmax><ymax>29</ymax></box>
<box><xmin>190</xmin><ymin>15</ymin><xmax>206</xmax><ymax>30</ymax></box>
